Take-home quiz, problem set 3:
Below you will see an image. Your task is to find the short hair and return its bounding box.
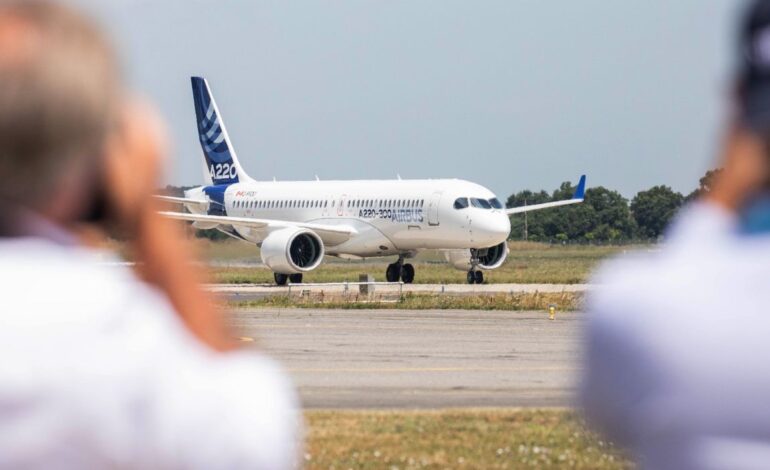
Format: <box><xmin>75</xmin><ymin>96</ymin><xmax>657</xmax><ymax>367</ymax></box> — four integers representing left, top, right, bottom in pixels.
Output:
<box><xmin>0</xmin><ymin>0</ymin><xmax>120</xmax><ymax>208</ymax></box>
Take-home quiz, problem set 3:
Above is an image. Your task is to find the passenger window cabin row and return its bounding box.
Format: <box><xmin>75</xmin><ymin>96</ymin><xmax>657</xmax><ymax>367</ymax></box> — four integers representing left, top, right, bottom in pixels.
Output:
<box><xmin>233</xmin><ymin>199</ymin><xmax>327</xmax><ymax>209</ymax></box>
<box><xmin>346</xmin><ymin>199</ymin><xmax>424</xmax><ymax>209</ymax></box>
<box><xmin>232</xmin><ymin>198</ymin><xmax>426</xmax><ymax>210</ymax></box>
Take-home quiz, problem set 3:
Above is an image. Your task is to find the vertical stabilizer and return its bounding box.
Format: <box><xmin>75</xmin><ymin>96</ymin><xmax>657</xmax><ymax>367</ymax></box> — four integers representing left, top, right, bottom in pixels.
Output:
<box><xmin>191</xmin><ymin>76</ymin><xmax>250</xmax><ymax>185</ymax></box>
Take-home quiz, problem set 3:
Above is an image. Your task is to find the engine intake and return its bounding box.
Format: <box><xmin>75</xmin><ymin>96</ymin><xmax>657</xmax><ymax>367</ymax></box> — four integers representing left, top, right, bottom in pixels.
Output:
<box><xmin>444</xmin><ymin>242</ymin><xmax>509</xmax><ymax>271</ymax></box>
<box><xmin>260</xmin><ymin>228</ymin><xmax>324</xmax><ymax>274</ymax></box>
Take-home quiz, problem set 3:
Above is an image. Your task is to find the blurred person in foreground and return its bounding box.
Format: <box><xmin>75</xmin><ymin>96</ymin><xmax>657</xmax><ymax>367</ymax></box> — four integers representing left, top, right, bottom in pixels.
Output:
<box><xmin>0</xmin><ymin>1</ymin><xmax>299</xmax><ymax>468</ymax></box>
<box><xmin>581</xmin><ymin>1</ymin><xmax>770</xmax><ymax>468</ymax></box>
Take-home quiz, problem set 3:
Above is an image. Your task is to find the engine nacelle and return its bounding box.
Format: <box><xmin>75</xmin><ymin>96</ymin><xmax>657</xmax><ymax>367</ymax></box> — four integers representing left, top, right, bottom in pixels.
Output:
<box><xmin>444</xmin><ymin>242</ymin><xmax>509</xmax><ymax>271</ymax></box>
<box><xmin>260</xmin><ymin>228</ymin><xmax>324</xmax><ymax>274</ymax></box>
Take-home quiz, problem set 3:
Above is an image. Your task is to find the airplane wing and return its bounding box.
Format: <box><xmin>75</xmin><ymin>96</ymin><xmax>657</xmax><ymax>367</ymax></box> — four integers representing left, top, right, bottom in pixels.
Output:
<box><xmin>506</xmin><ymin>175</ymin><xmax>586</xmax><ymax>215</ymax></box>
<box><xmin>154</xmin><ymin>195</ymin><xmax>210</xmax><ymax>209</ymax></box>
<box><xmin>159</xmin><ymin>211</ymin><xmax>357</xmax><ymax>246</ymax></box>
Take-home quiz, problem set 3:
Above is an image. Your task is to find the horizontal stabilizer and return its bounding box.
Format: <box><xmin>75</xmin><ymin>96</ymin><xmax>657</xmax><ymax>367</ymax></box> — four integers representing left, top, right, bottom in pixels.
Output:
<box><xmin>159</xmin><ymin>211</ymin><xmax>357</xmax><ymax>246</ymax></box>
<box><xmin>154</xmin><ymin>195</ymin><xmax>209</xmax><ymax>209</ymax></box>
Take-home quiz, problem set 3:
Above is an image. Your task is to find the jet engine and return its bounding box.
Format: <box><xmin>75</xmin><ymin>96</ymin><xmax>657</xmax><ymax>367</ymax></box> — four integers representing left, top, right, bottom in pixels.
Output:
<box><xmin>444</xmin><ymin>242</ymin><xmax>509</xmax><ymax>271</ymax></box>
<box><xmin>260</xmin><ymin>228</ymin><xmax>324</xmax><ymax>274</ymax></box>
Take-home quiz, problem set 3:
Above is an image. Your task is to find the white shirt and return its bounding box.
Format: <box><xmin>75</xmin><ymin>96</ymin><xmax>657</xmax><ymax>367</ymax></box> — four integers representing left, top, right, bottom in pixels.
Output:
<box><xmin>582</xmin><ymin>202</ymin><xmax>770</xmax><ymax>470</ymax></box>
<box><xmin>0</xmin><ymin>237</ymin><xmax>300</xmax><ymax>469</ymax></box>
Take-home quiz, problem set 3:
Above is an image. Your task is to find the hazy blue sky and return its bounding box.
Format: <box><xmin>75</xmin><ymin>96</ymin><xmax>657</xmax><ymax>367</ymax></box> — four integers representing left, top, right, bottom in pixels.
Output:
<box><xmin>79</xmin><ymin>0</ymin><xmax>743</xmax><ymax>198</ymax></box>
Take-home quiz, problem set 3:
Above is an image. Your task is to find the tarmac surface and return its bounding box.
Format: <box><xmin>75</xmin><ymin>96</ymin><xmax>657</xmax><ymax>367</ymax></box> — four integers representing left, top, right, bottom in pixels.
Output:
<box><xmin>231</xmin><ymin>308</ymin><xmax>583</xmax><ymax>409</ymax></box>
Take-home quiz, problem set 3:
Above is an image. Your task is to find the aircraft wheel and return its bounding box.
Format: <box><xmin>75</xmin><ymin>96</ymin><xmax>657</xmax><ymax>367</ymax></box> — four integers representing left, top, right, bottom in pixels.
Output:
<box><xmin>289</xmin><ymin>273</ymin><xmax>303</xmax><ymax>284</ymax></box>
<box><xmin>274</xmin><ymin>273</ymin><xmax>289</xmax><ymax>286</ymax></box>
<box><xmin>467</xmin><ymin>270</ymin><xmax>476</xmax><ymax>284</ymax></box>
<box><xmin>474</xmin><ymin>270</ymin><xmax>484</xmax><ymax>284</ymax></box>
<box><xmin>401</xmin><ymin>264</ymin><xmax>415</xmax><ymax>284</ymax></box>
<box><xmin>386</xmin><ymin>263</ymin><xmax>400</xmax><ymax>282</ymax></box>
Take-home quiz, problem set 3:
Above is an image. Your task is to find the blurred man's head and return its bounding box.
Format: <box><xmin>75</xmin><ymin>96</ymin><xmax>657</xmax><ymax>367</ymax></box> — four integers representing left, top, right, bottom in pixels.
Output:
<box><xmin>702</xmin><ymin>0</ymin><xmax>770</xmax><ymax>212</ymax></box>
<box><xmin>0</xmin><ymin>0</ymin><xmax>120</xmax><ymax>223</ymax></box>
<box><xmin>738</xmin><ymin>0</ymin><xmax>770</xmax><ymax>135</ymax></box>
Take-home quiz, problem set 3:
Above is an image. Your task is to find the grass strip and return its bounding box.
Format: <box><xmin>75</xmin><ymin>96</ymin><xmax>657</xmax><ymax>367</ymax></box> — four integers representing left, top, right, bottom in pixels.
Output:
<box><xmin>304</xmin><ymin>408</ymin><xmax>631</xmax><ymax>469</ymax></box>
<box><xmin>208</xmin><ymin>241</ymin><xmax>634</xmax><ymax>285</ymax></box>
<box><xmin>230</xmin><ymin>291</ymin><xmax>583</xmax><ymax>311</ymax></box>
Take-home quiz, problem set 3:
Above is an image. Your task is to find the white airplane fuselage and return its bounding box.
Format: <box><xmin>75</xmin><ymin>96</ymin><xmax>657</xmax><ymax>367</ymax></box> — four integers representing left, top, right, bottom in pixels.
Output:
<box><xmin>190</xmin><ymin>178</ymin><xmax>511</xmax><ymax>258</ymax></box>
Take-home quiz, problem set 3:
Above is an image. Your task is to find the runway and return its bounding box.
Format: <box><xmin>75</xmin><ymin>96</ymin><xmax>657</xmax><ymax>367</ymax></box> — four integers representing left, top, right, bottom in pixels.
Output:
<box><xmin>231</xmin><ymin>308</ymin><xmax>583</xmax><ymax>409</ymax></box>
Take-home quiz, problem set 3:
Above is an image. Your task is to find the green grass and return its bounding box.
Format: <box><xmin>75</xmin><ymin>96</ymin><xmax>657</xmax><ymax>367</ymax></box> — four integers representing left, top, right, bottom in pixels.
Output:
<box><xmin>206</xmin><ymin>241</ymin><xmax>635</xmax><ymax>285</ymax></box>
<box><xmin>304</xmin><ymin>409</ymin><xmax>632</xmax><ymax>469</ymax></box>
<box><xmin>231</xmin><ymin>291</ymin><xmax>583</xmax><ymax>311</ymax></box>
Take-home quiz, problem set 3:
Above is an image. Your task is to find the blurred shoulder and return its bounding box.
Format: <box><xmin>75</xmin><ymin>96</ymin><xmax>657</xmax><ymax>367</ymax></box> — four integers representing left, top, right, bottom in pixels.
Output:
<box><xmin>590</xmin><ymin>250</ymin><xmax>664</xmax><ymax>311</ymax></box>
<box><xmin>0</xmin><ymin>238</ymin><xmax>173</xmax><ymax>323</ymax></box>
<box><xmin>587</xmin><ymin>244</ymin><xmax>708</xmax><ymax>336</ymax></box>
<box><xmin>589</xmin><ymin>201</ymin><xmax>738</xmax><ymax>319</ymax></box>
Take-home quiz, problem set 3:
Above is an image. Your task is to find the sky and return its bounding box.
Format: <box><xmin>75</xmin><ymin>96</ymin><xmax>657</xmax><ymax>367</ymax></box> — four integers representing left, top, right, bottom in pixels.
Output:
<box><xmin>77</xmin><ymin>0</ymin><xmax>744</xmax><ymax>199</ymax></box>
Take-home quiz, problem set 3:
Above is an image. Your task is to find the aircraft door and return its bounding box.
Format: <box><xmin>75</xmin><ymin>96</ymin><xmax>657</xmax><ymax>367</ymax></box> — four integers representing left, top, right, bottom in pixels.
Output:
<box><xmin>427</xmin><ymin>191</ymin><xmax>442</xmax><ymax>226</ymax></box>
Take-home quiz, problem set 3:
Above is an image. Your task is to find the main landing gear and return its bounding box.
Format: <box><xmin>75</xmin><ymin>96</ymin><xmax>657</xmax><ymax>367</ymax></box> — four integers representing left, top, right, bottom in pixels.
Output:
<box><xmin>466</xmin><ymin>270</ymin><xmax>484</xmax><ymax>285</ymax></box>
<box><xmin>274</xmin><ymin>273</ymin><xmax>303</xmax><ymax>286</ymax></box>
<box><xmin>386</xmin><ymin>256</ymin><xmax>415</xmax><ymax>284</ymax></box>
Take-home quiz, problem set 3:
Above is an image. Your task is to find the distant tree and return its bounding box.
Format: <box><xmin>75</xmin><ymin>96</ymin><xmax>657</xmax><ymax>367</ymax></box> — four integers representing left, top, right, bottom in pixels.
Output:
<box><xmin>506</xmin><ymin>189</ymin><xmax>550</xmax><ymax>210</ymax></box>
<box><xmin>685</xmin><ymin>168</ymin><xmax>723</xmax><ymax>203</ymax></box>
<box><xmin>582</xmin><ymin>187</ymin><xmax>636</xmax><ymax>242</ymax></box>
<box><xmin>507</xmin><ymin>183</ymin><xmax>585</xmax><ymax>242</ymax></box>
<box><xmin>507</xmin><ymin>189</ymin><xmax>550</xmax><ymax>241</ymax></box>
<box><xmin>631</xmin><ymin>185</ymin><xmax>684</xmax><ymax>239</ymax></box>
<box><xmin>507</xmin><ymin>183</ymin><xmax>635</xmax><ymax>243</ymax></box>
<box><xmin>538</xmin><ymin>182</ymin><xmax>596</xmax><ymax>241</ymax></box>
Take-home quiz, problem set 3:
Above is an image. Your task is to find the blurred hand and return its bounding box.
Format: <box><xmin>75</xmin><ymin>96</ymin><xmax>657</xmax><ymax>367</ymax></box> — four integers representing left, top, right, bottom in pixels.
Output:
<box><xmin>103</xmin><ymin>99</ymin><xmax>167</xmax><ymax>232</ymax></box>
<box><xmin>102</xmin><ymin>99</ymin><xmax>237</xmax><ymax>352</ymax></box>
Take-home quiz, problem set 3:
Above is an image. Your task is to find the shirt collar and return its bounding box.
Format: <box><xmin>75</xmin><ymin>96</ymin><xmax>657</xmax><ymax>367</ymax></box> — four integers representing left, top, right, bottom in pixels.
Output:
<box><xmin>0</xmin><ymin>206</ymin><xmax>79</xmax><ymax>246</ymax></box>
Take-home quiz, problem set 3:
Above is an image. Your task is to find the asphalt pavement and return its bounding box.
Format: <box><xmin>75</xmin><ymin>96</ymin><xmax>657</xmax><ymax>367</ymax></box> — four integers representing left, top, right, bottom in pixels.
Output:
<box><xmin>231</xmin><ymin>308</ymin><xmax>583</xmax><ymax>409</ymax></box>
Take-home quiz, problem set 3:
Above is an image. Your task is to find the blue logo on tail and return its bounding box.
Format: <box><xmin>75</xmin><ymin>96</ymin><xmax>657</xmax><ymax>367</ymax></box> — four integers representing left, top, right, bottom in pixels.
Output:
<box><xmin>191</xmin><ymin>77</ymin><xmax>239</xmax><ymax>184</ymax></box>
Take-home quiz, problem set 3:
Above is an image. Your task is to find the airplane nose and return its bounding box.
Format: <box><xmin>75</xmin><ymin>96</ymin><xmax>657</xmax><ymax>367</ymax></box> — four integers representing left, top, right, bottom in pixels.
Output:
<box><xmin>475</xmin><ymin>214</ymin><xmax>511</xmax><ymax>245</ymax></box>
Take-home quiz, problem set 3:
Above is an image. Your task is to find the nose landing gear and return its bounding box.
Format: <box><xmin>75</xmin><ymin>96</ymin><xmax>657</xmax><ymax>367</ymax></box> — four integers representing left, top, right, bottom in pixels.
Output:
<box><xmin>386</xmin><ymin>256</ymin><xmax>415</xmax><ymax>283</ymax></box>
<box><xmin>466</xmin><ymin>248</ymin><xmax>485</xmax><ymax>284</ymax></box>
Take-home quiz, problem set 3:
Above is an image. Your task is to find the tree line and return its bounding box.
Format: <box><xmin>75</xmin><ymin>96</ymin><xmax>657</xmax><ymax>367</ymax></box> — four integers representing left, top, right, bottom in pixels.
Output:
<box><xmin>163</xmin><ymin>169</ymin><xmax>721</xmax><ymax>244</ymax></box>
<box><xmin>506</xmin><ymin>169</ymin><xmax>721</xmax><ymax>243</ymax></box>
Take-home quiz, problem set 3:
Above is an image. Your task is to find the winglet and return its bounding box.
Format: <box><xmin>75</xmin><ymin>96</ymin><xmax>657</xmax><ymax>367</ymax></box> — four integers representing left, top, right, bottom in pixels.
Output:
<box><xmin>573</xmin><ymin>175</ymin><xmax>586</xmax><ymax>200</ymax></box>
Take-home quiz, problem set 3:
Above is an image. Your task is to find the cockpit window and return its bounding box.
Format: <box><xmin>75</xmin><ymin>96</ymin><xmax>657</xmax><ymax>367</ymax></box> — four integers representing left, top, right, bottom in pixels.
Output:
<box><xmin>453</xmin><ymin>197</ymin><xmax>469</xmax><ymax>209</ymax></box>
<box><xmin>488</xmin><ymin>198</ymin><xmax>503</xmax><ymax>209</ymax></box>
<box><xmin>470</xmin><ymin>198</ymin><xmax>492</xmax><ymax>209</ymax></box>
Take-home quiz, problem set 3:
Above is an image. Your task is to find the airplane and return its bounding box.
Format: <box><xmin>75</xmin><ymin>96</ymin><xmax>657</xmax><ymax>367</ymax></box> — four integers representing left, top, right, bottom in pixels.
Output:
<box><xmin>159</xmin><ymin>77</ymin><xmax>586</xmax><ymax>286</ymax></box>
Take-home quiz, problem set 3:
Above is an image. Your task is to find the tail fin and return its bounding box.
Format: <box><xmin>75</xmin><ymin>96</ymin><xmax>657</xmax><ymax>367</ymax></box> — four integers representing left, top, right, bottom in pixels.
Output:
<box><xmin>191</xmin><ymin>76</ymin><xmax>250</xmax><ymax>185</ymax></box>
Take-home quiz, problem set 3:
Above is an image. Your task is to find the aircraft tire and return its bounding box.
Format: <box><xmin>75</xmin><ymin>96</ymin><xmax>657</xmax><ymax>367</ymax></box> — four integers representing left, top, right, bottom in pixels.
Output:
<box><xmin>289</xmin><ymin>273</ymin><xmax>303</xmax><ymax>284</ymax></box>
<box><xmin>401</xmin><ymin>264</ymin><xmax>415</xmax><ymax>284</ymax></box>
<box><xmin>474</xmin><ymin>270</ymin><xmax>484</xmax><ymax>284</ymax></box>
<box><xmin>274</xmin><ymin>273</ymin><xmax>289</xmax><ymax>286</ymax></box>
<box><xmin>386</xmin><ymin>263</ymin><xmax>400</xmax><ymax>283</ymax></box>
<box><xmin>467</xmin><ymin>270</ymin><xmax>475</xmax><ymax>284</ymax></box>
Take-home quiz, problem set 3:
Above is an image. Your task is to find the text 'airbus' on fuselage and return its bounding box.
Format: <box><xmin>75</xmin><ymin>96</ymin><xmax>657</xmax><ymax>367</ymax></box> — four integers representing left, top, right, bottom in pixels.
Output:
<box><xmin>159</xmin><ymin>77</ymin><xmax>586</xmax><ymax>285</ymax></box>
